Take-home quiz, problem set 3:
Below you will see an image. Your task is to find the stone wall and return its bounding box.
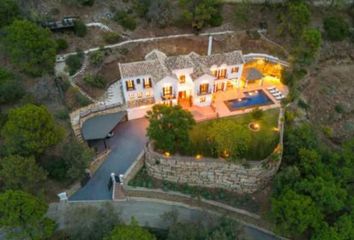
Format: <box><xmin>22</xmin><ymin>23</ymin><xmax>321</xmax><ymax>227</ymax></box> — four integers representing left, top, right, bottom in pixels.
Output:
<box><xmin>145</xmin><ymin>145</ymin><xmax>281</xmax><ymax>194</ymax></box>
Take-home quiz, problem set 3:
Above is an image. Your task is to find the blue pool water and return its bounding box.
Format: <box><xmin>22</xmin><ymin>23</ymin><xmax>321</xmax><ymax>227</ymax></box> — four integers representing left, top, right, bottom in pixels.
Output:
<box><xmin>225</xmin><ymin>90</ymin><xmax>272</xmax><ymax>111</ymax></box>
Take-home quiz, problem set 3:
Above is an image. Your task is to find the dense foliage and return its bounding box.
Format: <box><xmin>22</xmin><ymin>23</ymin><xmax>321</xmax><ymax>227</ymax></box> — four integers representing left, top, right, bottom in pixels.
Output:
<box><xmin>323</xmin><ymin>15</ymin><xmax>350</xmax><ymax>41</ymax></box>
<box><xmin>114</xmin><ymin>11</ymin><xmax>137</xmax><ymax>30</ymax></box>
<box><xmin>65</xmin><ymin>51</ymin><xmax>84</xmax><ymax>75</ymax></box>
<box><xmin>65</xmin><ymin>204</ymin><xmax>120</xmax><ymax>240</ymax></box>
<box><xmin>0</xmin><ymin>190</ymin><xmax>55</xmax><ymax>240</ymax></box>
<box><xmin>0</xmin><ymin>0</ymin><xmax>20</xmax><ymax>28</ymax></box>
<box><xmin>146</xmin><ymin>104</ymin><xmax>196</xmax><ymax>153</ymax></box>
<box><xmin>0</xmin><ymin>67</ymin><xmax>23</xmax><ymax>104</ymax></box>
<box><xmin>179</xmin><ymin>0</ymin><xmax>223</xmax><ymax>31</ymax></box>
<box><xmin>2</xmin><ymin>20</ymin><xmax>57</xmax><ymax>76</ymax></box>
<box><xmin>270</xmin><ymin>122</ymin><xmax>354</xmax><ymax>239</ymax></box>
<box><xmin>104</xmin><ymin>219</ymin><xmax>156</xmax><ymax>240</ymax></box>
<box><xmin>279</xmin><ymin>2</ymin><xmax>310</xmax><ymax>36</ymax></box>
<box><xmin>0</xmin><ymin>155</ymin><xmax>47</xmax><ymax>195</ymax></box>
<box><xmin>1</xmin><ymin>104</ymin><xmax>64</xmax><ymax>156</ymax></box>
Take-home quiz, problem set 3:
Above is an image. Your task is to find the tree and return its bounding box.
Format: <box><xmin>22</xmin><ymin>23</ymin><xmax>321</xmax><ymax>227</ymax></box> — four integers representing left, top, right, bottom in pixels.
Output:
<box><xmin>279</xmin><ymin>2</ymin><xmax>310</xmax><ymax>36</ymax></box>
<box><xmin>74</xmin><ymin>20</ymin><xmax>87</xmax><ymax>37</ymax></box>
<box><xmin>283</xmin><ymin>124</ymin><xmax>318</xmax><ymax>165</ymax></box>
<box><xmin>0</xmin><ymin>155</ymin><xmax>47</xmax><ymax>195</ymax></box>
<box><xmin>146</xmin><ymin>104</ymin><xmax>195</xmax><ymax>153</ymax></box>
<box><xmin>65</xmin><ymin>204</ymin><xmax>120</xmax><ymax>240</ymax></box>
<box><xmin>296</xmin><ymin>177</ymin><xmax>347</xmax><ymax>214</ymax></box>
<box><xmin>1</xmin><ymin>104</ymin><xmax>64</xmax><ymax>156</ymax></box>
<box><xmin>61</xmin><ymin>140</ymin><xmax>93</xmax><ymax>183</ymax></box>
<box><xmin>0</xmin><ymin>190</ymin><xmax>55</xmax><ymax>240</ymax></box>
<box><xmin>179</xmin><ymin>0</ymin><xmax>223</xmax><ymax>31</ymax></box>
<box><xmin>295</xmin><ymin>28</ymin><xmax>322</xmax><ymax>65</ymax></box>
<box><xmin>114</xmin><ymin>11</ymin><xmax>137</xmax><ymax>30</ymax></box>
<box><xmin>104</xmin><ymin>218</ymin><xmax>156</xmax><ymax>240</ymax></box>
<box><xmin>2</xmin><ymin>20</ymin><xmax>57</xmax><ymax>76</ymax></box>
<box><xmin>233</xmin><ymin>0</ymin><xmax>251</xmax><ymax>25</ymax></box>
<box><xmin>0</xmin><ymin>67</ymin><xmax>23</xmax><ymax>104</ymax></box>
<box><xmin>270</xmin><ymin>189</ymin><xmax>323</xmax><ymax>236</ymax></box>
<box><xmin>323</xmin><ymin>15</ymin><xmax>350</xmax><ymax>41</ymax></box>
<box><xmin>0</xmin><ymin>0</ymin><xmax>20</xmax><ymax>28</ymax></box>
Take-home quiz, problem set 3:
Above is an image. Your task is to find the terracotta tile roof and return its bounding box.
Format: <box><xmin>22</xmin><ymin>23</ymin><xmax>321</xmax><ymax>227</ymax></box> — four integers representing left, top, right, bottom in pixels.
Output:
<box><xmin>119</xmin><ymin>49</ymin><xmax>244</xmax><ymax>83</ymax></box>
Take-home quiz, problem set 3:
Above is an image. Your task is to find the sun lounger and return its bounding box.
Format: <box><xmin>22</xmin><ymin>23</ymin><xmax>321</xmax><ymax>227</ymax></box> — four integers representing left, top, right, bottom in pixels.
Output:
<box><xmin>275</xmin><ymin>94</ymin><xmax>285</xmax><ymax>100</ymax></box>
<box><xmin>267</xmin><ymin>86</ymin><xmax>275</xmax><ymax>90</ymax></box>
<box><xmin>269</xmin><ymin>89</ymin><xmax>278</xmax><ymax>94</ymax></box>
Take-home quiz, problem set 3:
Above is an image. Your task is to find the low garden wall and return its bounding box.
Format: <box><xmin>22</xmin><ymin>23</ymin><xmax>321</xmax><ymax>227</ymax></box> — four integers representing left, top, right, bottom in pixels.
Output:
<box><xmin>144</xmin><ymin>108</ymin><xmax>285</xmax><ymax>194</ymax></box>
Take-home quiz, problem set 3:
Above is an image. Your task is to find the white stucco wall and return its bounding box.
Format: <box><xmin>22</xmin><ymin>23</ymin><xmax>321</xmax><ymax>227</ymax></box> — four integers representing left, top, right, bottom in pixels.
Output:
<box><xmin>193</xmin><ymin>74</ymin><xmax>215</xmax><ymax>107</ymax></box>
<box><xmin>154</xmin><ymin>76</ymin><xmax>178</xmax><ymax>103</ymax></box>
<box><xmin>122</xmin><ymin>75</ymin><xmax>154</xmax><ymax>103</ymax></box>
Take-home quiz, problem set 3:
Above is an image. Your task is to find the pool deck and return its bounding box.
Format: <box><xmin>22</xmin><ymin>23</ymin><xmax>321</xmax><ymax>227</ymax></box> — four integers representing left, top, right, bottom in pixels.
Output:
<box><xmin>188</xmin><ymin>76</ymin><xmax>287</xmax><ymax>120</ymax></box>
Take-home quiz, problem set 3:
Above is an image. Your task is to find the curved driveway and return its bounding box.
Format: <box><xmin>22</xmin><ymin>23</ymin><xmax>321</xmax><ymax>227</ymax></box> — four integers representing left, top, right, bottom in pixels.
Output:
<box><xmin>70</xmin><ymin>118</ymin><xmax>149</xmax><ymax>200</ymax></box>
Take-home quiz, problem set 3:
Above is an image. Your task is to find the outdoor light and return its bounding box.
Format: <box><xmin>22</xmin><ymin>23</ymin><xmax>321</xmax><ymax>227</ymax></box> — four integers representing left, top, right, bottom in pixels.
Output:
<box><xmin>223</xmin><ymin>150</ymin><xmax>230</xmax><ymax>158</ymax></box>
<box><xmin>195</xmin><ymin>154</ymin><xmax>202</xmax><ymax>160</ymax></box>
<box><xmin>249</xmin><ymin>122</ymin><xmax>260</xmax><ymax>132</ymax></box>
<box><xmin>273</xmin><ymin>127</ymin><xmax>279</xmax><ymax>132</ymax></box>
<box><xmin>164</xmin><ymin>152</ymin><xmax>170</xmax><ymax>157</ymax></box>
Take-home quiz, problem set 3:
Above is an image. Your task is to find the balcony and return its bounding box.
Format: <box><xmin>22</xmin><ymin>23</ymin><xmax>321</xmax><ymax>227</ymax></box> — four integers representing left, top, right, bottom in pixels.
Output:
<box><xmin>127</xmin><ymin>97</ymin><xmax>155</xmax><ymax>108</ymax></box>
<box><xmin>161</xmin><ymin>93</ymin><xmax>176</xmax><ymax>100</ymax></box>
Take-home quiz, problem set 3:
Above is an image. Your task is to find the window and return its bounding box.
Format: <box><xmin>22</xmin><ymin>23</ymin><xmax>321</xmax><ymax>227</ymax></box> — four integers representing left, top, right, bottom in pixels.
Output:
<box><xmin>163</xmin><ymin>86</ymin><xmax>172</xmax><ymax>96</ymax></box>
<box><xmin>143</xmin><ymin>78</ymin><xmax>152</xmax><ymax>88</ymax></box>
<box><xmin>129</xmin><ymin>93</ymin><xmax>135</xmax><ymax>99</ymax></box>
<box><xmin>231</xmin><ymin>67</ymin><xmax>239</xmax><ymax>73</ymax></box>
<box><xmin>179</xmin><ymin>75</ymin><xmax>186</xmax><ymax>84</ymax></box>
<box><xmin>136</xmin><ymin>78</ymin><xmax>141</xmax><ymax>84</ymax></box>
<box><xmin>146</xmin><ymin>91</ymin><xmax>151</xmax><ymax>97</ymax></box>
<box><xmin>137</xmin><ymin>92</ymin><xmax>142</xmax><ymax>98</ymax></box>
<box><xmin>199</xmin><ymin>83</ymin><xmax>209</xmax><ymax>95</ymax></box>
<box><xmin>200</xmin><ymin>96</ymin><xmax>206</xmax><ymax>103</ymax></box>
<box><xmin>126</xmin><ymin>80</ymin><xmax>135</xmax><ymax>91</ymax></box>
<box><xmin>217</xmin><ymin>69</ymin><xmax>227</xmax><ymax>79</ymax></box>
<box><xmin>212</xmin><ymin>69</ymin><xmax>227</xmax><ymax>79</ymax></box>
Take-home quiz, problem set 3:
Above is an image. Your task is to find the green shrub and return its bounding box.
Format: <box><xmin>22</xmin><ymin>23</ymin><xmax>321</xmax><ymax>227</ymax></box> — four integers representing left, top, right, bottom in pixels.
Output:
<box><xmin>251</xmin><ymin>107</ymin><xmax>263</xmax><ymax>120</ymax></box>
<box><xmin>74</xmin><ymin>20</ymin><xmax>87</xmax><ymax>37</ymax></box>
<box><xmin>65</xmin><ymin>52</ymin><xmax>84</xmax><ymax>75</ymax></box>
<box><xmin>76</xmin><ymin>92</ymin><xmax>91</xmax><ymax>107</ymax></box>
<box><xmin>89</xmin><ymin>51</ymin><xmax>104</xmax><ymax>66</ymax></box>
<box><xmin>114</xmin><ymin>10</ymin><xmax>137</xmax><ymax>30</ymax></box>
<box><xmin>335</xmin><ymin>103</ymin><xmax>345</xmax><ymax>113</ymax></box>
<box><xmin>56</xmin><ymin>38</ymin><xmax>68</xmax><ymax>52</ymax></box>
<box><xmin>323</xmin><ymin>16</ymin><xmax>349</xmax><ymax>41</ymax></box>
<box><xmin>102</xmin><ymin>32</ymin><xmax>121</xmax><ymax>44</ymax></box>
<box><xmin>83</xmin><ymin>74</ymin><xmax>105</xmax><ymax>88</ymax></box>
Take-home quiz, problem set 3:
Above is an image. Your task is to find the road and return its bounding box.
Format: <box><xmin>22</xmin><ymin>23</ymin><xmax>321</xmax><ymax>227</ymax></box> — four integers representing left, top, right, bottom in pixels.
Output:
<box><xmin>50</xmin><ymin>200</ymin><xmax>281</xmax><ymax>240</ymax></box>
<box><xmin>69</xmin><ymin>118</ymin><xmax>149</xmax><ymax>200</ymax></box>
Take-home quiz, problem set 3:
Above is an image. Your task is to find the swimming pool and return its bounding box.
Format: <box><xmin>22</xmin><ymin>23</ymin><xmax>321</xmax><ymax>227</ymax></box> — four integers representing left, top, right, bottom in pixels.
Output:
<box><xmin>225</xmin><ymin>90</ymin><xmax>273</xmax><ymax>111</ymax></box>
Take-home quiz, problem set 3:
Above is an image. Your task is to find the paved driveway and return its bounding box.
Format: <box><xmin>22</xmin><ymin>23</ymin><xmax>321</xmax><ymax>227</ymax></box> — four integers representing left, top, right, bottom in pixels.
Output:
<box><xmin>70</xmin><ymin>118</ymin><xmax>149</xmax><ymax>200</ymax></box>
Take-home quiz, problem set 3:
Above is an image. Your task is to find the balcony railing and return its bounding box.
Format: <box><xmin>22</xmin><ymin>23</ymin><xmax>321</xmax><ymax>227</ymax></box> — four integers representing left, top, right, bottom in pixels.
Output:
<box><xmin>127</xmin><ymin>97</ymin><xmax>155</xmax><ymax>108</ymax></box>
<box><xmin>197</xmin><ymin>90</ymin><xmax>212</xmax><ymax>96</ymax></box>
<box><xmin>161</xmin><ymin>93</ymin><xmax>176</xmax><ymax>100</ymax></box>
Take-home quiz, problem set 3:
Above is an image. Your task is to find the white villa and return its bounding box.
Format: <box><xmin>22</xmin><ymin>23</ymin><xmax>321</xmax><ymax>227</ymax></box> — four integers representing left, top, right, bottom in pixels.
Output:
<box><xmin>118</xmin><ymin>49</ymin><xmax>287</xmax><ymax>120</ymax></box>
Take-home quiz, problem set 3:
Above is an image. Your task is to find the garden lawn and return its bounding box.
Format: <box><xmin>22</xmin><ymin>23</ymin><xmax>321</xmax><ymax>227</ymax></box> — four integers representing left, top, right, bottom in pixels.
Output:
<box><xmin>188</xmin><ymin>108</ymin><xmax>280</xmax><ymax>161</ymax></box>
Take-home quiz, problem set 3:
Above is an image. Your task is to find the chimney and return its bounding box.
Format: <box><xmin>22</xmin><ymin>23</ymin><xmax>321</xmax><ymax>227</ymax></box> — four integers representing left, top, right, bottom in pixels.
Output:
<box><xmin>207</xmin><ymin>35</ymin><xmax>213</xmax><ymax>56</ymax></box>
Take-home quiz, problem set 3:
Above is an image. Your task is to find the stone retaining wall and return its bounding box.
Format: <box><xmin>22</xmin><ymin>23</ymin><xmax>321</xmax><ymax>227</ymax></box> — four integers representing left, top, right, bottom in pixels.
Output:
<box><xmin>144</xmin><ymin>109</ymin><xmax>284</xmax><ymax>194</ymax></box>
<box><xmin>145</xmin><ymin>146</ymin><xmax>281</xmax><ymax>193</ymax></box>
